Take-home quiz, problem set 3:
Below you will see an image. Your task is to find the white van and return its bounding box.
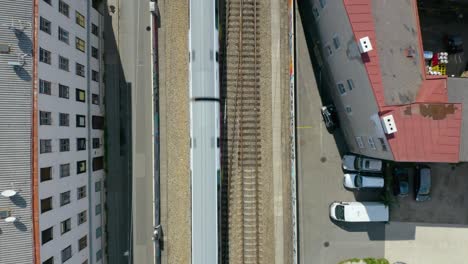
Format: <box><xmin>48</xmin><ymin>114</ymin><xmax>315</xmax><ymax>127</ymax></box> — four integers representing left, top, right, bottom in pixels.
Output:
<box><xmin>329</xmin><ymin>201</ymin><xmax>389</xmax><ymax>222</ymax></box>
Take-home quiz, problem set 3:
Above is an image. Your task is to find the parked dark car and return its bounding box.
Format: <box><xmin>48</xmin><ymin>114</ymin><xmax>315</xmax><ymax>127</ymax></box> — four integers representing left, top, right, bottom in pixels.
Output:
<box><xmin>320</xmin><ymin>105</ymin><xmax>338</xmax><ymax>132</ymax></box>
<box><xmin>392</xmin><ymin>167</ymin><xmax>409</xmax><ymax>197</ymax></box>
<box><xmin>415</xmin><ymin>165</ymin><xmax>431</xmax><ymax>202</ymax></box>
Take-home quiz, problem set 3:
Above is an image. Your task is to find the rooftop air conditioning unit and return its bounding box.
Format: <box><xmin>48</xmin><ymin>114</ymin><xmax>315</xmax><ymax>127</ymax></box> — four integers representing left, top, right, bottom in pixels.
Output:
<box><xmin>7</xmin><ymin>61</ymin><xmax>22</xmax><ymax>67</ymax></box>
<box><xmin>381</xmin><ymin>115</ymin><xmax>397</xmax><ymax>134</ymax></box>
<box><xmin>358</xmin><ymin>36</ymin><xmax>373</xmax><ymax>53</ymax></box>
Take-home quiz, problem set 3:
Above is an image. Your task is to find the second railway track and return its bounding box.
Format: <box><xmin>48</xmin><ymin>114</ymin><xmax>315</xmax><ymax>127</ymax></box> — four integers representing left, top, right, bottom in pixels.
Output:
<box><xmin>224</xmin><ymin>0</ymin><xmax>263</xmax><ymax>263</ymax></box>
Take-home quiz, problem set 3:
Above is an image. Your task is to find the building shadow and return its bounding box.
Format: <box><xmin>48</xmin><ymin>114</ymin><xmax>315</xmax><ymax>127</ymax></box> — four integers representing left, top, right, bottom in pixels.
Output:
<box><xmin>102</xmin><ymin>1</ymin><xmax>133</xmax><ymax>264</ymax></box>
<box><xmin>10</xmin><ymin>194</ymin><xmax>27</xmax><ymax>208</ymax></box>
<box><xmin>297</xmin><ymin>1</ymin><xmax>349</xmax><ymax>157</ymax></box>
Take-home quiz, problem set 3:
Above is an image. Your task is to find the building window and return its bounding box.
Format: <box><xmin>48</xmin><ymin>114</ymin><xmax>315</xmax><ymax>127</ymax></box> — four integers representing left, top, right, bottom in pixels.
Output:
<box><xmin>347</xmin><ymin>79</ymin><xmax>354</xmax><ymax>91</ymax></box>
<box><xmin>39</xmin><ymin>48</ymin><xmax>51</xmax><ymax>64</ymax></box>
<box><xmin>40</xmin><ymin>167</ymin><xmax>52</xmax><ymax>182</ymax></box>
<box><xmin>77</xmin><ymin>186</ymin><xmax>86</xmax><ymax>199</ymax></box>
<box><xmin>41</xmin><ymin>227</ymin><xmax>53</xmax><ymax>245</ymax></box>
<box><xmin>96</xmin><ymin>226</ymin><xmax>102</xmax><ymax>238</ymax></box>
<box><xmin>92</xmin><ymin>70</ymin><xmax>99</xmax><ymax>82</ymax></box>
<box><xmin>92</xmin><ymin>138</ymin><xmax>100</xmax><ymax>149</ymax></box>
<box><xmin>58</xmin><ymin>0</ymin><xmax>69</xmax><ymax>17</ymax></box>
<box><xmin>95</xmin><ymin>180</ymin><xmax>101</xmax><ymax>192</ymax></box>
<box><xmin>43</xmin><ymin>257</ymin><xmax>54</xmax><ymax>264</ymax></box>
<box><xmin>77</xmin><ymin>160</ymin><xmax>86</xmax><ymax>174</ymax></box>
<box><xmin>92</xmin><ymin>47</ymin><xmax>99</xmax><ymax>59</ymax></box>
<box><xmin>59</xmin><ymin>84</ymin><xmax>69</xmax><ymax>99</ymax></box>
<box><xmin>59</xmin><ymin>138</ymin><xmax>70</xmax><ymax>152</ymax></box>
<box><xmin>345</xmin><ymin>106</ymin><xmax>352</xmax><ymax>115</ymax></box>
<box><xmin>39</xmin><ymin>79</ymin><xmax>52</xmax><ymax>95</ymax></box>
<box><xmin>60</xmin><ymin>191</ymin><xmax>71</xmax><ymax>206</ymax></box>
<box><xmin>312</xmin><ymin>6</ymin><xmax>320</xmax><ymax>19</ymax></box>
<box><xmin>95</xmin><ymin>204</ymin><xmax>101</xmax><ymax>215</ymax></box>
<box><xmin>76</xmin><ymin>63</ymin><xmax>85</xmax><ymax>77</ymax></box>
<box><xmin>92</xmin><ymin>23</ymin><xmax>99</xmax><ymax>36</ymax></box>
<box><xmin>40</xmin><ymin>139</ymin><xmax>52</xmax><ymax>153</ymax></box>
<box><xmin>378</xmin><ymin>137</ymin><xmax>388</xmax><ymax>152</ymax></box>
<box><xmin>319</xmin><ymin>0</ymin><xmax>326</xmax><ymax>8</ymax></box>
<box><xmin>76</xmin><ymin>11</ymin><xmax>85</xmax><ymax>28</ymax></box>
<box><xmin>337</xmin><ymin>83</ymin><xmax>346</xmax><ymax>95</ymax></box>
<box><xmin>92</xmin><ymin>116</ymin><xmax>104</xmax><ymax>130</ymax></box>
<box><xmin>92</xmin><ymin>94</ymin><xmax>100</xmax><ymax>105</ymax></box>
<box><xmin>40</xmin><ymin>17</ymin><xmax>51</xmax><ymax>34</ymax></box>
<box><xmin>333</xmin><ymin>35</ymin><xmax>340</xmax><ymax>49</ymax></box>
<box><xmin>78</xmin><ymin>210</ymin><xmax>87</xmax><ymax>225</ymax></box>
<box><xmin>41</xmin><ymin>197</ymin><xmax>53</xmax><ymax>213</ymax></box>
<box><xmin>40</xmin><ymin>111</ymin><xmax>52</xmax><ymax>125</ymax></box>
<box><xmin>60</xmin><ymin>163</ymin><xmax>70</xmax><ymax>178</ymax></box>
<box><xmin>43</xmin><ymin>0</ymin><xmax>51</xmax><ymax>5</ymax></box>
<box><xmin>61</xmin><ymin>218</ymin><xmax>71</xmax><ymax>234</ymax></box>
<box><xmin>368</xmin><ymin>137</ymin><xmax>377</xmax><ymax>150</ymax></box>
<box><xmin>59</xmin><ymin>113</ymin><xmax>69</xmax><ymax>127</ymax></box>
<box><xmin>325</xmin><ymin>45</ymin><xmax>332</xmax><ymax>56</ymax></box>
<box><xmin>58</xmin><ymin>27</ymin><xmax>69</xmax><ymax>44</ymax></box>
<box><xmin>58</xmin><ymin>56</ymin><xmax>69</xmax><ymax>71</ymax></box>
<box><xmin>78</xmin><ymin>235</ymin><xmax>87</xmax><ymax>251</ymax></box>
<box><xmin>96</xmin><ymin>249</ymin><xmax>102</xmax><ymax>262</ymax></box>
<box><xmin>76</xmin><ymin>88</ymin><xmax>86</xmax><ymax>102</ymax></box>
<box><xmin>355</xmin><ymin>136</ymin><xmax>365</xmax><ymax>149</ymax></box>
<box><xmin>76</xmin><ymin>115</ymin><xmax>86</xmax><ymax>127</ymax></box>
<box><xmin>77</xmin><ymin>138</ymin><xmax>86</xmax><ymax>151</ymax></box>
<box><xmin>61</xmin><ymin>245</ymin><xmax>72</xmax><ymax>263</ymax></box>
<box><xmin>93</xmin><ymin>156</ymin><xmax>104</xmax><ymax>171</ymax></box>
<box><xmin>76</xmin><ymin>37</ymin><xmax>85</xmax><ymax>52</ymax></box>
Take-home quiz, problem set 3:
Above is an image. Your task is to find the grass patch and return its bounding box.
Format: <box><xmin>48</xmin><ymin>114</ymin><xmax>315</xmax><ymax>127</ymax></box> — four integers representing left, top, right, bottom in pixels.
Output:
<box><xmin>338</xmin><ymin>258</ymin><xmax>390</xmax><ymax>264</ymax></box>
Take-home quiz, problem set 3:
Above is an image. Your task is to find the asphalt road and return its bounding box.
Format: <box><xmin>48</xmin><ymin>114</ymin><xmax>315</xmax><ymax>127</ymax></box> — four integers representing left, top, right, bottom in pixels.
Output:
<box><xmin>105</xmin><ymin>0</ymin><xmax>156</xmax><ymax>263</ymax></box>
<box><xmin>295</xmin><ymin>3</ymin><xmax>386</xmax><ymax>264</ymax></box>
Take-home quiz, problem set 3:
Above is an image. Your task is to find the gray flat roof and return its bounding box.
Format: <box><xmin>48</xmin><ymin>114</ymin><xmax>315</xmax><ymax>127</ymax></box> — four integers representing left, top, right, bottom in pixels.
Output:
<box><xmin>373</xmin><ymin>0</ymin><xmax>424</xmax><ymax>105</ymax></box>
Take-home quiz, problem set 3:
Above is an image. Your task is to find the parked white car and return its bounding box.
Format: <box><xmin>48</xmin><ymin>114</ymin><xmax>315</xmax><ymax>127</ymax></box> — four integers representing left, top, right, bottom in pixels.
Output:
<box><xmin>343</xmin><ymin>173</ymin><xmax>384</xmax><ymax>189</ymax></box>
<box><xmin>342</xmin><ymin>154</ymin><xmax>383</xmax><ymax>172</ymax></box>
<box><xmin>329</xmin><ymin>201</ymin><xmax>389</xmax><ymax>222</ymax></box>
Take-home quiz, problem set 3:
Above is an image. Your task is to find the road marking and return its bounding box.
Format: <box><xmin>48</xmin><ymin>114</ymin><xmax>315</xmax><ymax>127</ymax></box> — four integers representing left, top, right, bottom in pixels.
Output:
<box><xmin>296</xmin><ymin>125</ymin><xmax>312</xmax><ymax>129</ymax></box>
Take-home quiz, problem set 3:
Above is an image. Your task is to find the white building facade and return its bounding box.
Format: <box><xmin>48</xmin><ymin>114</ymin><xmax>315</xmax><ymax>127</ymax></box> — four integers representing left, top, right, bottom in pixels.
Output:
<box><xmin>38</xmin><ymin>0</ymin><xmax>106</xmax><ymax>263</ymax></box>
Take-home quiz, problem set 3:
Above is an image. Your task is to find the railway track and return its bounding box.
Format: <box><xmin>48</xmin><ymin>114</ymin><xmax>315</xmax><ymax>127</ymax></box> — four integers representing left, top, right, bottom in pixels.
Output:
<box><xmin>223</xmin><ymin>0</ymin><xmax>263</xmax><ymax>263</ymax></box>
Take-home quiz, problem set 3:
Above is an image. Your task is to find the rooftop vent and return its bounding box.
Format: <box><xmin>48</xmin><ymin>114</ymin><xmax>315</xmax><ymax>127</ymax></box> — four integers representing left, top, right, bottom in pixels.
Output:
<box><xmin>358</xmin><ymin>36</ymin><xmax>373</xmax><ymax>53</ymax></box>
<box><xmin>381</xmin><ymin>115</ymin><xmax>397</xmax><ymax>134</ymax></box>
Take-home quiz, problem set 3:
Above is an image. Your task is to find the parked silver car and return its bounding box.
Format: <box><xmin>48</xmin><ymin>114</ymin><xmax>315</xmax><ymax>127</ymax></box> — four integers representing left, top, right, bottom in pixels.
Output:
<box><xmin>415</xmin><ymin>166</ymin><xmax>431</xmax><ymax>202</ymax></box>
<box><xmin>343</xmin><ymin>173</ymin><xmax>384</xmax><ymax>190</ymax></box>
<box><xmin>342</xmin><ymin>154</ymin><xmax>383</xmax><ymax>172</ymax></box>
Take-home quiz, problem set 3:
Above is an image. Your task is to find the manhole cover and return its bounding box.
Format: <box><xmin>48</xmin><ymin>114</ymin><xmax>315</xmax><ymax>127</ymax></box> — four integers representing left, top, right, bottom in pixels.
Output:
<box><xmin>320</xmin><ymin>157</ymin><xmax>327</xmax><ymax>163</ymax></box>
<box><xmin>323</xmin><ymin>241</ymin><xmax>330</xmax><ymax>247</ymax></box>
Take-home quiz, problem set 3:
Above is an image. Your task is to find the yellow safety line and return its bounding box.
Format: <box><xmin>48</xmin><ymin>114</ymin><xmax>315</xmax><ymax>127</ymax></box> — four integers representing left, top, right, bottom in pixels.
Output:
<box><xmin>296</xmin><ymin>125</ymin><xmax>312</xmax><ymax>129</ymax></box>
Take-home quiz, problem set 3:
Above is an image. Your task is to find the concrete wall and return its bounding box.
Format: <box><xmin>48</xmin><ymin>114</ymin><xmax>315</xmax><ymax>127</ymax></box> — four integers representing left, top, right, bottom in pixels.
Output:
<box><xmin>310</xmin><ymin>0</ymin><xmax>394</xmax><ymax>160</ymax></box>
<box><xmin>38</xmin><ymin>0</ymin><xmax>105</xmax><ymax>263</ymax></box>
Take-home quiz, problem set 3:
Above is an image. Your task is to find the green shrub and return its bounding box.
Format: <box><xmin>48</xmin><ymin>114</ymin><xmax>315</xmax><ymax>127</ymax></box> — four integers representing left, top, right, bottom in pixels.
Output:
<box><xmin>338</xmin><ymin>258</ymin><xmax>390</xmax><ymax>264</ymax></box>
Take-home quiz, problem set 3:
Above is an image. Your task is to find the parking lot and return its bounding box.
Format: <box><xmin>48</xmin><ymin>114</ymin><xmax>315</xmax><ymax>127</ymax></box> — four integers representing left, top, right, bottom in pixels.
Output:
<box><xmin>390</xmin><ymin>163</ymin><xmax>468</xmax><ymax>224</ymax></box>
<box><xmin>418</xmin><ymin>0</ymin><xmax>468</xmax><ymax>76</ymax></box>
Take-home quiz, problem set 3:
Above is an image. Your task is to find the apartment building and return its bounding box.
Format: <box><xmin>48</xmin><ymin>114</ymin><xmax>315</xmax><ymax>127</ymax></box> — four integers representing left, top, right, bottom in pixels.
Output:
<box><xmin>309</xmin><ymin>0</ymin><xmax>468</xmax><ymax>163</ymax></box>
<box><xmin>0</xmin><ymin>0</ymin><xmax>106</xmax><ymax>263</ymax></box>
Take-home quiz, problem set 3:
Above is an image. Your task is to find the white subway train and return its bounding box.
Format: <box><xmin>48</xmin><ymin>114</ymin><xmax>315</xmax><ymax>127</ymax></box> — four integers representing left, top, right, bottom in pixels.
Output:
<box><xmin>188</xmin><ymin>0</ymin><xmax>220</xmax><ymax>263</ymax></box>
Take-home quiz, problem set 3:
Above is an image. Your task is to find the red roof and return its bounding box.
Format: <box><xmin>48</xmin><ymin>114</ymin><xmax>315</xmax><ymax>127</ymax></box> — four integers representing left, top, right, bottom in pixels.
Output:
<box><xmin>342</xmin><ymin>0</ymin><xmax>462</xmax><ymax>162</ymax></box>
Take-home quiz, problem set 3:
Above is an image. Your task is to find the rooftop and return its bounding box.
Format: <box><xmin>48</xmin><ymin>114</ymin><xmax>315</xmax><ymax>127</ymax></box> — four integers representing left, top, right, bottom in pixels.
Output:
<box><xmin>343</xmin><ymin>0</ymin><xmax>464</xmax><ymax>162</ymax></box>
